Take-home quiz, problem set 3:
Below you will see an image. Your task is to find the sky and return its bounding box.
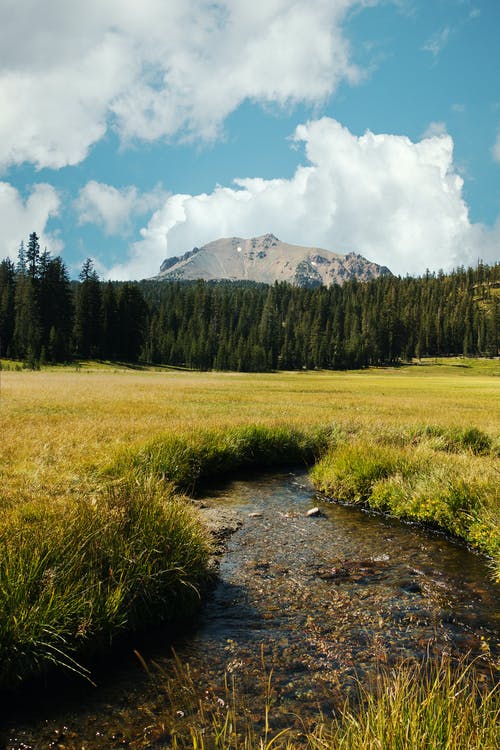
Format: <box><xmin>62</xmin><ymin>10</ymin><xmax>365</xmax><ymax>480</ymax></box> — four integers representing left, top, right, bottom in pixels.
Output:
<box><xmin>0</xmin><ymin>0</ymin><xmax>499</xmax><ymax>280</ymax></box>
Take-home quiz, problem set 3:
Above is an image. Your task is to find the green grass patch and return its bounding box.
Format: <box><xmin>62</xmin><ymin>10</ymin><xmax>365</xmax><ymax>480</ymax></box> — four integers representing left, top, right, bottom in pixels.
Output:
<box><xmin>318</xmin><ymin>659</ymin><xmax>499</xmax><ymax>750</ymax></box>
<box><xmin>311</xmin><ymin>439</ymin><xmax>500</xmax><ymax>580</ymax></box>
<box><xmin>0</xmin><ymin>477</ymin><xmax>210</xmax><ymax>689</ymax></box>
<box><xmin>108</xmin><ymin>423</ymin><xmax>336</xmax><ymax>494</ymax></box>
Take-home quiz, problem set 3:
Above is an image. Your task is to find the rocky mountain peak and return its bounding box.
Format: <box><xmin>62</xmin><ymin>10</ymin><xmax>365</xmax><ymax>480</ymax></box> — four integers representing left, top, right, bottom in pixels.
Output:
<box><xmin>155</xmin><ymin>235</ymin><xmax>391</xmax><ymax>287</ymax></box>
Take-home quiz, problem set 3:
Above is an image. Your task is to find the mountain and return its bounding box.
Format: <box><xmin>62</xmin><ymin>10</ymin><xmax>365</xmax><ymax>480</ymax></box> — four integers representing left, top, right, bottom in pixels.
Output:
<box><xmin>156</xmin><ymin>234</ymin><xmax>391</xmax><ymax>287</ymax></box>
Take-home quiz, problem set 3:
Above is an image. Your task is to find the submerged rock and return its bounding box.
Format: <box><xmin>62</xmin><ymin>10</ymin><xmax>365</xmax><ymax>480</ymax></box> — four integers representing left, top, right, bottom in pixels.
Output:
<box><xmin>306</xmin><ymin>507</ymin><xmax>322</xmax><ymax>517</ymax></box>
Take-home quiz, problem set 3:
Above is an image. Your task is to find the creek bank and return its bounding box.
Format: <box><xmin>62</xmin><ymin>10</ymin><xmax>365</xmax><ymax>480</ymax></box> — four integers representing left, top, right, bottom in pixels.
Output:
<box><xmin>310</xmin><ymin>440</ymin><xmax>500</xmax><ymax>581</ymax></box>
<box><xmin>2</xmin><ymin>470</ymin><xmax>498</xmax><ymax>749</ymax></box>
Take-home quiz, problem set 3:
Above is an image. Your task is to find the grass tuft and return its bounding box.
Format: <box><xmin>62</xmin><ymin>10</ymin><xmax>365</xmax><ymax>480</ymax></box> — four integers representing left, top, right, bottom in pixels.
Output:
<box><xmin>316</xmin><ymin>659</ymin><xmax>499</xmax><ymax>750</ymax></box>
<box><xmin>0</xmin><ymin>476</ymin><xmax>210</xmax><ymax>689</ymax></box>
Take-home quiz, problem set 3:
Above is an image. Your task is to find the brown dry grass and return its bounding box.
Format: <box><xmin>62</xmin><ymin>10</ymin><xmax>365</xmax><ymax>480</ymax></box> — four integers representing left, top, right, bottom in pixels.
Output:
<box><xmin>1</xmin><ymin>359</ymin><xmax>499</xmax><ymax>507</ymax></box>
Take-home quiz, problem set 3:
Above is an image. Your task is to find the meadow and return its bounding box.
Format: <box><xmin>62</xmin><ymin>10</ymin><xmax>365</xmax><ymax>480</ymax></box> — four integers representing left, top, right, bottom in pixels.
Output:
<box><xmin>2</xmin><ymin>358</ymin><xmax>499</xmax><ymax>499</ymax></box>
<box><xmin>0</xmin><ymin>358</ymin><xmax>499</xmax><ymax>746</ymax></box>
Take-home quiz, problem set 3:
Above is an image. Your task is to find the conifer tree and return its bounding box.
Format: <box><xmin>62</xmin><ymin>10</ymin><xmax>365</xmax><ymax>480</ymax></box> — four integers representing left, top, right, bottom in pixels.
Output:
<box><xmin>74</xmin><ymin>258</ymin><xmax>102</xmax><ymax>358</ymax></box>
<box><xmin>0</xmin><ymin>258</ymin><xmax>16</xmax><ymax>357</ymax></box>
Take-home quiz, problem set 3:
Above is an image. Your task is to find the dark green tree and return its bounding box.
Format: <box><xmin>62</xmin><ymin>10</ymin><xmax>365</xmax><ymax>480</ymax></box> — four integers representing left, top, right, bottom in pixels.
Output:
<box><xmin>115</xmin><ymin>283</ymin><xmax>148</xmax><ymax>361</ymax></box>
<box><xmin>74</xmin><ymin>258</ymin><xmax>102</xmax><ymax>358</ymax></box>
<box><xmin>0</xmin><ymin>258</ymin><xmax>16</xmax><ymax>357</ymax></box>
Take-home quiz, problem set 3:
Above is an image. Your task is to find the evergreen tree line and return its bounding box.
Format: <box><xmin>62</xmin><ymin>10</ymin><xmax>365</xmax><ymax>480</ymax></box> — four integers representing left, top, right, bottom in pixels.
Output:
<box><xmin>140</xmin><ymin>264</ymin><xmax>500</xmax><ymax>371</ymax></box>
<box><xmin>1</xmin><ymin>232</ymin><xmax>499</xmax><ymax>370</ymax></box>
<box><xmin>0</xmin><ymin>234</ymin><xmax>148</xmax><ymax>364</ymax></box>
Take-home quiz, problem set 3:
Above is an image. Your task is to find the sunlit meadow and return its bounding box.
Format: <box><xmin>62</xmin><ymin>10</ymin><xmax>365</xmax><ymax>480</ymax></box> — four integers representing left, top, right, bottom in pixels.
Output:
<box><xmin>2</xmin><ymin>358</ymin><xmax>499</xmax><ymax>506</ymax></box>
<box><xmin>0</xmin><ymin>358</ymin><xmax>498</xmax><ymax>691</ymax></box>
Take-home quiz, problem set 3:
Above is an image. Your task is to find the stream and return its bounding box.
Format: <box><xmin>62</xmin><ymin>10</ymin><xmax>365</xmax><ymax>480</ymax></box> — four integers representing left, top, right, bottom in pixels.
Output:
<box><xmin>2</xmin><ymin>470</ymin><xmax>499</xmax><ymax>748</ymax></box>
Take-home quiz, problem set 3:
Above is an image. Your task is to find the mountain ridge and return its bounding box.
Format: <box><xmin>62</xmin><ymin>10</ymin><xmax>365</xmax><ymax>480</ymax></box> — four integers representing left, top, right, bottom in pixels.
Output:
<box><xmin>156</xmin><ymin>234</ymin><xmax>391</xmax><ymax>286</ymax></box>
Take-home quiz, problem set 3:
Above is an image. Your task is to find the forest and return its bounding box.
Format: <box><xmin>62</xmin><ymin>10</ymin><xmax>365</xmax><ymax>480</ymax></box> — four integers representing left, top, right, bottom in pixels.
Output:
<box><xmin>1</xmin><ymin>232</ymin><xmax>499</xmax><ymax>370</ymax></box>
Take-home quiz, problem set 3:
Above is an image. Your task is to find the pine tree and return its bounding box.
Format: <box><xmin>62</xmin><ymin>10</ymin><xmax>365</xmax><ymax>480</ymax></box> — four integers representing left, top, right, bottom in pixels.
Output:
<box><xmin>0</xmin><ymin>258</ymin><xmax>16</xmax><ymax>357</ymax></box>
<box><xmin>34</xmin><ymin>252</ymin><xmax>73</xmax><ymax>361</ymax></box>
<box><xmin>12</xmin><ymin>271</ymin><xmax>41</xmax><ymax>363</ymax></box>
<box><xmin>101</xmin><ymin>282</ymin><xmax>118</xmax><ymax>360</ymax></box>
<box><xmin>115</xmin><ymin>283</ymin><xmax>148</xmax><ymax>361</ymax></box>
<box><xmin>74</xmin><ymin>259</ymin><xmax>102</xmax><ymax>358</ymax></box>
<box><xmin>12</xmin><ymin>240</ymin><xmax>41</xmax><ymax>363</ymax></box>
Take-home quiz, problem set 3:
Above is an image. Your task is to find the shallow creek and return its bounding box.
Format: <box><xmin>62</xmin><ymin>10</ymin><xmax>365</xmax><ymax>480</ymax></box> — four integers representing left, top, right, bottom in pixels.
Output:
<box><xmin>3</xmin><ymin>470</ymin><xmax>499</xmax><ymax>748</ymax></box>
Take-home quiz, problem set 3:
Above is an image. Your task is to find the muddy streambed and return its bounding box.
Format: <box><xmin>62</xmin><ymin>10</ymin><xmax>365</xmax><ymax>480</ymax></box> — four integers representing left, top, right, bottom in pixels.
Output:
<box><xmin>2</xmin><ymin>470</ymin><xmax>499</xmax><ymax>748</ymax></box>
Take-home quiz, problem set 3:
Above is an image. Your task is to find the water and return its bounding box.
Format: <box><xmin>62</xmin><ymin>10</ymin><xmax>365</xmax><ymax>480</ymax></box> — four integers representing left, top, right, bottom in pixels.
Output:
<box><xmin>2</xmin><ymin>471</ymin><xmax>499</xmax><ymax>748</ymax></box>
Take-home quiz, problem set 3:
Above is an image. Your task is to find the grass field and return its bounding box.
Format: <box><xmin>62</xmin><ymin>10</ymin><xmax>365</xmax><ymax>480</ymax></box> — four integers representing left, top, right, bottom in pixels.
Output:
<box><xmin>0</xmin><ymin>358</ymin><xmax>499</xmax><ymax>692</ymax></box>
<box><xmin>1</xmin><ymin>358</ymin><xmax>499</xmax><ymax>746</ymax></box>
<box><xmin>2</xmin><ymin>358</ymin><xmax>499</xmax><ymax>502</ymax></box>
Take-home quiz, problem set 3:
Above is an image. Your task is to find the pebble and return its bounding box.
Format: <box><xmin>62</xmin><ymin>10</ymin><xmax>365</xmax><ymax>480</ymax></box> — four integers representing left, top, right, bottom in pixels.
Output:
<box><xmin>306</xmin><ymin>507</ymin><xmax>321</xmax><ymax>517</ymax></box>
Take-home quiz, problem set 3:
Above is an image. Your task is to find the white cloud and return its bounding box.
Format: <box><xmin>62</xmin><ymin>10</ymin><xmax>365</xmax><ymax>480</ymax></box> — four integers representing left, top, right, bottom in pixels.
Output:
<box><xmin>106</xmin><ymin>117</ymin><xmax>500</xmax><ymax>280</ymax></box>
<box><xmin>422</xmin><ymin>26</ymin><xmax>452</xmax><ymax>58</ymax></box>
<box><xmin>492</xmin><ymin>133</ymin><xmax>500</xmax><ymax>164</ymax></box>
<box><xmin>422</xmin><ymin>121</ymin><xmax>447</xmax><ymax>138</ymax></box>
<box><xmin>75</xmin><ymin>181</ymin><xmax>167</xmax><ymax>236</ymax></box>
<box><xmin>0</xmin><ymin>182</ymin><xmax>61</xmax><ymax>261</ymax></box>
<box><xmin>0</xmin><ymin>0</ymin><xmax>369</xmax><ymax>170</ymax></box>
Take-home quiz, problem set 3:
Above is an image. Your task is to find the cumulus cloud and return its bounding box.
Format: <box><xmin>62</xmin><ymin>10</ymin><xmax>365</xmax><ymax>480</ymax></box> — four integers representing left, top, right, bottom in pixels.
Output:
<box><xmin>0</xmin><ymin>0</ymin><xmax>368</xmax><ymax>170</ymax></box>
<box><xmin>75</xmin><ymin>181</ymin><xmax>167</xmax><ymax>236</ymax></box>
<box><xmin>422</xmin><ymin>121</ymin><xmax>447</xmax><ymax>138</ymax></box>
<box><xmin>0</xmin><ymin>182</ymin><xmax>61</xmax><ymax>261</ymax></box>
<box><xmin>106</xmin><ymin>117</ymin><xmax>499</xmax><ymax>281</ymax></box>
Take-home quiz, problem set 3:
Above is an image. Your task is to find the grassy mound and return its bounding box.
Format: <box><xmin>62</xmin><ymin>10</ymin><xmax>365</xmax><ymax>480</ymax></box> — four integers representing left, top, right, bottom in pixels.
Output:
<box><xmin>107</xmin><ymin>423</ymin><xmax>332</xmax><ymax>492</ymax></box>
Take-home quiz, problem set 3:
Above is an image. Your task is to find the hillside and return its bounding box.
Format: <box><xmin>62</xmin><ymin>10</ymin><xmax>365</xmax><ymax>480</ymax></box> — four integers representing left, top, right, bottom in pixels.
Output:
<box><xmin>156</xmin><ymin>233</ymin><xmax>391</xmax><ymax>286</ymax></box>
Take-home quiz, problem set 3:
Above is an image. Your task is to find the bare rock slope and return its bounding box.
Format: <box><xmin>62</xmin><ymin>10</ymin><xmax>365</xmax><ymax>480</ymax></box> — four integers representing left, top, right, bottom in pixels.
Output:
<box><xmin>156</xmin><ymin>234</ymin><xmax>391</xmax><ymax>287</ymax></box>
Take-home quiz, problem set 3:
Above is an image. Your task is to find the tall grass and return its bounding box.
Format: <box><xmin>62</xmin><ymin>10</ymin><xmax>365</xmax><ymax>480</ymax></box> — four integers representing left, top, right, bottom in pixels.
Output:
<box><xmin>108</xmin><ymin>423</ymin><xmax>334</xmax><ymax>493</ymax></box>
<box><xmin>314</xmin><ymin>659</ymin><xmax>499</xmax><ymax>750</ymax></box>
<box><xmin>0</xmin><ymin>476</ymin><xmax>210</xmax><ymax>689</ymax></box>
<box><xmin>125</xmin><ymin>657</ymin><xmax>499</xmax><ymax>750</ymax></box>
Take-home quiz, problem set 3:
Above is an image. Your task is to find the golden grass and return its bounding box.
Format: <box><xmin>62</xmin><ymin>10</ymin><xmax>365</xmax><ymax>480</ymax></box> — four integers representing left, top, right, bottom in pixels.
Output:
<box><xmin>1</xmin><ymin>358</ymin><xmax>499</xmax><ymax>507</ymax></box>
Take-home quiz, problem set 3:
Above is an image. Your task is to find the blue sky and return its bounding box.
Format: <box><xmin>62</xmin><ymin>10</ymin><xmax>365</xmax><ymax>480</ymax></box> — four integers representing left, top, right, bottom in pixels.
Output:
<box><xmin>0</xmin><ymin>0</ymin><xmax>499</xmax><ymax>279</ymax></box>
